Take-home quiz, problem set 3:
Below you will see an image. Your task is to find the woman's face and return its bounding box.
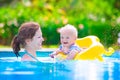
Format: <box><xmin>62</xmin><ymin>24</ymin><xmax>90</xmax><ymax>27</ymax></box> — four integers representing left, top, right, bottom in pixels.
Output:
<box><xmin>29</xmin><ymin>28</ymin><xmax>44</xmax><ymax>50</ymax></box>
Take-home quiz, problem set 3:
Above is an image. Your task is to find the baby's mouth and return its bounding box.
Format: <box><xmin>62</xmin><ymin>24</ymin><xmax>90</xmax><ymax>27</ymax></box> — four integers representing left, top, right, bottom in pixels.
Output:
<box><xmin>63</xmin><ymin>42</ymin><xmax>68</xmax><ymax>44</ymax></box>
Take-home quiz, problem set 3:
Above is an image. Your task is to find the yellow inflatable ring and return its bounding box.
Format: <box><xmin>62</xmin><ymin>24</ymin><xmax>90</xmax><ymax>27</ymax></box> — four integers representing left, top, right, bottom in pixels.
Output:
<box><xmin>56</xmin><ymin>36</ymin><xmax>114</xmax><ymax>61</ymax></box>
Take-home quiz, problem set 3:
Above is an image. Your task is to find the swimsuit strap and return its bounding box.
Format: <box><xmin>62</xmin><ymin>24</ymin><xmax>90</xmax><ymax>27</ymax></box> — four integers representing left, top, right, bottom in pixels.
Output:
<box><xmin>24</xmin><ymin>50</ymin><xmax>39</xmax><ymax>62</ymax></box>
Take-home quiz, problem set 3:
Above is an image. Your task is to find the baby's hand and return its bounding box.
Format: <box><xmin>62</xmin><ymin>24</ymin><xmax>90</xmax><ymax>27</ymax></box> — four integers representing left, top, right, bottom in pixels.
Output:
<box><xmin>49</xmin><ymin>49</ymin><xmax>61</xmax><ymax>58</ymax></box>
<box><xmin>49</xmin><ymin>53</ymin><xmax>55</xmax><ymax>58</ymax></box>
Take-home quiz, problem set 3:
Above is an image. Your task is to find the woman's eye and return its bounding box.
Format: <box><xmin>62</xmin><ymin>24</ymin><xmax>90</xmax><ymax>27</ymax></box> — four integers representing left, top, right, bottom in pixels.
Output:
<box><xmin>38</xmin><ymin>36</ymin><xmax>41</xmax><ymax>38</ymax></box>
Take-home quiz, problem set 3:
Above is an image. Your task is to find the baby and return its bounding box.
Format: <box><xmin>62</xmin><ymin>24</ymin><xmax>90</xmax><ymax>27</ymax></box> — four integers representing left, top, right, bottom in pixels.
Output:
<box><xmin>50</xmin><ymin>24</ymin><xmax>81</xmax><ymax>60</ymax></box>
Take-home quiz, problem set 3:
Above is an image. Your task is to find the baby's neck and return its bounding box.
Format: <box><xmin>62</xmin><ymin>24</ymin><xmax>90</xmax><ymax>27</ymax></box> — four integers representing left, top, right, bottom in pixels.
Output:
<box><xmin>63</xmin><ymin>43</ymin><xmax>75</xmax><ymax>48</ymax></box>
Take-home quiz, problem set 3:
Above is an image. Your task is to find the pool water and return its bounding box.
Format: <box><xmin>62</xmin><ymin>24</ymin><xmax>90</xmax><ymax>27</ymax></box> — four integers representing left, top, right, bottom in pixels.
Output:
<box><xmin>0</xmin><ymin>50</ymin><xmax>120</xmax><ymax>80</ymax></box>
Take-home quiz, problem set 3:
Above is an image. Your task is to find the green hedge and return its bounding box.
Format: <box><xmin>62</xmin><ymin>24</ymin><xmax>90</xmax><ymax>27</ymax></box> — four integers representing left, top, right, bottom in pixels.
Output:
<box><xmin>0</xmin><ymin>0</ymin><xmax>120</xmax><ymax>47</ymax></box>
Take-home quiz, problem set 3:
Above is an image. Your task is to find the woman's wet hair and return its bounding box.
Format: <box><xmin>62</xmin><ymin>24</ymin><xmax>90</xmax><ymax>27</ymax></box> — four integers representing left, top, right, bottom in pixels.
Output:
<box><xmin>11</xmin><ymin>22</ymin><xmax>40</xmax><ymax>57</ymax></box>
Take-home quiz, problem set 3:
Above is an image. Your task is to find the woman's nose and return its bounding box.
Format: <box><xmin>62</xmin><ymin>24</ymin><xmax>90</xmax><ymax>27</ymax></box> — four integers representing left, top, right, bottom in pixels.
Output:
<box><xmin>42</xmin><ymin>37</ymin><xmax>44</xmax><ymax>41</ymax></box>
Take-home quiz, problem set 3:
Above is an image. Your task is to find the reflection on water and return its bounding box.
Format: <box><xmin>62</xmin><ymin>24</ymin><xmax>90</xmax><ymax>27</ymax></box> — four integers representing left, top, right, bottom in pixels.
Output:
<box><xmin>0</xmin><ymin>59</ymin><xmax>119</xmax><ymax>80</ymax></box>
<box><xmin>0</xmin><ymin>51</ymin><xmax>120</xmax><ymax>80</ymax></box>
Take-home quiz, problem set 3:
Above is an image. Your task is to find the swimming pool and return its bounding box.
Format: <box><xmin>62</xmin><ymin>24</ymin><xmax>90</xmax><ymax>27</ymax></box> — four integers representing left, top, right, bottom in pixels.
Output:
<box><xmin>0</xmin><ymin>50</ymin><xmax>120</xmax><ymax>80</ymax></box>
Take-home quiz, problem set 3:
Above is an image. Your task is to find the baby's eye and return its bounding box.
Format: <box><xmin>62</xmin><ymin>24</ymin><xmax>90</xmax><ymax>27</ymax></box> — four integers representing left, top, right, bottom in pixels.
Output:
<box><xmin>66</xmin><ymin>37</ymin><xmax>69</xmax><ymax>39</ymax></box>
<box><xmin>61</xmin><ymin>36</ymin><xmax>64</xmax><ymax>39</ymax></box>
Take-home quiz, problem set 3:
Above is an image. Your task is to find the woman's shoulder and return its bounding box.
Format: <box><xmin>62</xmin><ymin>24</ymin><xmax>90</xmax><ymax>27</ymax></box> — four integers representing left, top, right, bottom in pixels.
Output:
<box><xmin>21</xmin><ymin>54</ymin><xmax>33</xmax><ymax>61</ymax></box>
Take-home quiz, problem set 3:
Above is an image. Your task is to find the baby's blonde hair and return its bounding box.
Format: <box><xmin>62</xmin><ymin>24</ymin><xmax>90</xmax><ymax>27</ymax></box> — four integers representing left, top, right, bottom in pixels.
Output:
<box><xmin>60</xmin><ymin>24</ymin><xmax>78</xmax><ymax>37</ymax></box>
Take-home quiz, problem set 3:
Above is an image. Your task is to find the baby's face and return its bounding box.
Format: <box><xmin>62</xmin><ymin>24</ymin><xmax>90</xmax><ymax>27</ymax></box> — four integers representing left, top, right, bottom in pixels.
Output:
<box><xmin>60</xmin><ymin>31</ymin><xmax>76</xmax><ymax>47</ymax></box>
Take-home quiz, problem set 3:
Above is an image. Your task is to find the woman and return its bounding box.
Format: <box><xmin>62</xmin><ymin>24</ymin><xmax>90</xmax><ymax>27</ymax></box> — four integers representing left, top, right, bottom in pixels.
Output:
<box><xmin>11</xmin><ymin>22</ymin><xmax>44</xmax><ymax>61</ymax></box>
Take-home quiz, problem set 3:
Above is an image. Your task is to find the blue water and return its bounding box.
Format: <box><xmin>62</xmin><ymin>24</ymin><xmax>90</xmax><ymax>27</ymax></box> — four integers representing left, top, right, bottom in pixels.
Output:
<box><xmin>0</xmin><ymin>50</ymin><xmax>120</xmax><ymax>80</ymax></box>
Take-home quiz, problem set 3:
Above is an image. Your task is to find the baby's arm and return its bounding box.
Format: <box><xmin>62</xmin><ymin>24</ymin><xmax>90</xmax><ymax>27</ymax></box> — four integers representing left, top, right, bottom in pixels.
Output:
<box><xmin>66</xmin><ymin>49</ymin><xmax>79</xmax><ymax>60</ymax></box>
<box><xmin>49</xmin><ymin>49</ymin><xmax>61</xmax><ymax>58</ymax></box>
<box><xmin>66</xmin><ymin>47</ymin><xmax>87</xmax><ymax>60</ymax></box>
